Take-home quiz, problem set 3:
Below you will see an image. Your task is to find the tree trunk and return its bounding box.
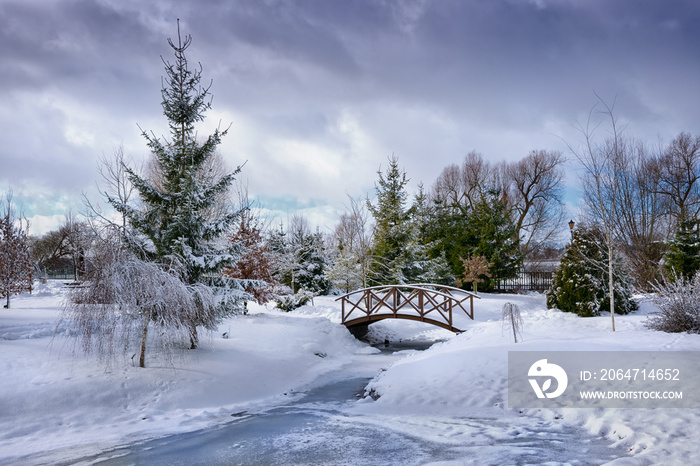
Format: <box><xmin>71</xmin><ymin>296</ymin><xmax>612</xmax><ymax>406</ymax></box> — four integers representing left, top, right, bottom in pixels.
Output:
<box><xmin>189</xmin><ymin>324</ymin><xmax>198</xmax><ymax>349</ymax></box>
<box><xmin>139</xmin><ymin>322</ymin><xmax>148</xmax><ymax>368</ymax></box>
<box><xmin>609</xmin><ymin>244</ymin><xmax>616</xmax><ymax>332</ymax></box>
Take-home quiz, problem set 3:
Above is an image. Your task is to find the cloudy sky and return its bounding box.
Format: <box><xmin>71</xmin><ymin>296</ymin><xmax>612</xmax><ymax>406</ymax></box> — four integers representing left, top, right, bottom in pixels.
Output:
<box><xmin>2</xmin><ymin>0</ymin><xmax>699</xmax><ymax>236</ymax></box>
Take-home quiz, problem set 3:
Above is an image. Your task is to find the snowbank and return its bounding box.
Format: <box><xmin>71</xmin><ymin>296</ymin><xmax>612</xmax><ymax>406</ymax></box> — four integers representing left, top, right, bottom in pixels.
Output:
<box><xmin>354</xmin><ymin>293</ymin><xmax>700</xmax><ymax>464</ymax></box>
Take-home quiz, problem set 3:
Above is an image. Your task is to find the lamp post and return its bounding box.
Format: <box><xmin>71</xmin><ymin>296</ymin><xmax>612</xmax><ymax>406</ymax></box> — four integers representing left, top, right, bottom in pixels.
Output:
<box><xmin>568</xmin><ymin>219</ymin><xmax>575</xmax><ymax>240</ymax></box>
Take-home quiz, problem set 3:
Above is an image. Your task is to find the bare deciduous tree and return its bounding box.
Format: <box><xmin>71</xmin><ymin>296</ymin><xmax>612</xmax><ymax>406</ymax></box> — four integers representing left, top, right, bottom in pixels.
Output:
<box><xmin>0</xmin><ymin>191</ymin><xmax>33</xmax><ymax>308</ymax></box>
<box><xmin>505</xmin><ymin>149</ymin><xmax>566</xmax><ymax>257</ymax></box>
<box><xmin>570</xmin><ymin>95</ymin><xmax>626</xmax><ymax>332</ymax></box>
<box><xmin>502</xmin><ymin>302</ymin><xmax>524</xmax><ymax>343</ymax></box>
<box><xmin>432</xmin><ymin>150</ymin><xmax>566</xmax><ymax>260</ymax></box>
<box><xmin>62</xmin><ymin>239</ymin><xmax>217</xmax><ymax>368</ymax></box>
<box><xmin>328</xmin><ymin>195</ymin><xmax>375</xmax><ymax>291</ymax></box>
<box><xmin>612</xmin><ymin>140</ymin><xmax>668</xmax><ymax>288</ymax></box>
<box><xmin>222</xmin><ymin>182</ymin><xmax>277</xmax><ymax>304</ymax></box>
<box><xmin>89</xmin><ymin>145</ymin><xmax>138</xmax><ymax>235</ymax></box>
<box><xmin>432</xmin><ymin>151</ymin><xmax>496</xmax><ymax>215</ymax></box>
<box><xmin>650</xmin><ymin>132</ymin><xmax>700</xmax><ymax>225</ymax></box>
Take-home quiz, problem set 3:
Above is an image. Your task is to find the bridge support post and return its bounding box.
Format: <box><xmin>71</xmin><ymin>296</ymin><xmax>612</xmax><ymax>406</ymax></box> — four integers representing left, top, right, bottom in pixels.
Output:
<box><xmin>347</xmin><ymin>323</ymin><xmax>369</xmax><ymax>340</ymax></box>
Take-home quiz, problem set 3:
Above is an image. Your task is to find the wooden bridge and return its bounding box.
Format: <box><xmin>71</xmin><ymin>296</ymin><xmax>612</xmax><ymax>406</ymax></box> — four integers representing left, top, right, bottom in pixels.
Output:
<box><xmin>336</xmin><ymin>284</ymin><xmax>479</xmax><ymax>336</ymax></box>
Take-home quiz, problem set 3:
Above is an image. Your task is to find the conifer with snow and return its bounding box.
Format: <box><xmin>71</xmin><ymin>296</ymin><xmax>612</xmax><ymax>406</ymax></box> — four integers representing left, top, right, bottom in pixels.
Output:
<box><xmin>108</xmin><ymin>24</ymin><xmax>247</xmax><ymax>348</ymax></box>
<box><xmin>271</xmin><ymin>215</ymin><xmax>331</xmax><ymax>296</ymax></box>
<box><xmin>366</xmin><ymin>155</ymin><xmax>412</xmax><ymax>285</ymax></box>
<box><xmin>663</xmin><ymin>218</ymin><xmax>700</xmax><ymax>281</ymax></box>
<box><xmin>547</xmin><ymin>223</ymin><xmax>637</xmax><ymax>317</ymax></box>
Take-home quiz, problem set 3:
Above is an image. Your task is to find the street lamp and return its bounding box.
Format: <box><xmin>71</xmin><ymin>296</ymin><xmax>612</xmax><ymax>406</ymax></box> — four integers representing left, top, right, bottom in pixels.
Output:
<box><xmin>568</xmin><ymin>219</ymin><xmax>575</xmax><ymax>239</ymax></box>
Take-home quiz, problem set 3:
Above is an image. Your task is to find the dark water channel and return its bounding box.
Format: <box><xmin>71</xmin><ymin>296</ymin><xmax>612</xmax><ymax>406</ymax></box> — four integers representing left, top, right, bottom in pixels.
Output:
<box><xmin>65</xmin><ymin>340</ymin><xmax>625</xmax><ymax>466</ymax></box>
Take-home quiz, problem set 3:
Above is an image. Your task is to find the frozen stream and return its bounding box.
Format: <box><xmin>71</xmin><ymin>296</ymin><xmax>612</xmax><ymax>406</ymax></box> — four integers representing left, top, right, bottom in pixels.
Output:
<box><xmin>70</xmin><ymin>341</ymin><xmax>624</xmax><ymax>465</ymax></box>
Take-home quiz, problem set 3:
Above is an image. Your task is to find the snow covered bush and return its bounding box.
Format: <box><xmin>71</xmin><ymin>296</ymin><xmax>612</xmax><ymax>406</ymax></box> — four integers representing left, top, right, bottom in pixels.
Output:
<box><xmin>647</xmin><ymin>273</ymin><xmax>700</xmax><ymax>333</ymax></box>
<box><xmin>62</xmin><ymin>241</ymin><xmax>218</xmax><ymax>368</ymax></box>
<box><xmin>275</xmin><ymin>288</ymin><xmax>316</xmax><ymax>312</ymax></box>
<box><xmin>547</xmin><ymin>223</ymin><xmax>637</xmax><ymax>317</ymax></box>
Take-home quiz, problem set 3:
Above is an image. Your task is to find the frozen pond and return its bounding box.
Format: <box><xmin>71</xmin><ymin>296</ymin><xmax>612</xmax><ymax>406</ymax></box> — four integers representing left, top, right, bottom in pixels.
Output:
<box><xmin>72</xmin><ymin>340</ymin><xmax>624</xmax><ymax>466</ymax></box>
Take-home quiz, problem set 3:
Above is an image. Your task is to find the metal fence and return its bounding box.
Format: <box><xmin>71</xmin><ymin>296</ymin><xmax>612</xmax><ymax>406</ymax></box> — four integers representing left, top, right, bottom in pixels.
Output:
<box><xmin>42</xmin><ymin>269</ymin><xmax>76</xmax><ymax>280</ymax></box>
<box><xmin>492</xmin><ymin>270</ymin><xmax>554</xmax><ymax>293</ymax></box>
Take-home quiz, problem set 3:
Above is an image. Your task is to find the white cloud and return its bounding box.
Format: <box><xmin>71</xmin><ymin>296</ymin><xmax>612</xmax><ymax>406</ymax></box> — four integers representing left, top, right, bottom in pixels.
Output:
<box><xmin>25</xmin><ymin>214</ymin><xmax>65</xmax><ymax>237</ymax></box>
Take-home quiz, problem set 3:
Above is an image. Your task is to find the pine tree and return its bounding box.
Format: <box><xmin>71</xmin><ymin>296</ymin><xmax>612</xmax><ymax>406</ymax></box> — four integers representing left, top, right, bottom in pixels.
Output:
<box><xmin>273</xmin><ymin>216</ymin><xmax>331</xmax><ymax>295</ymax></box>
<box><xmin>395</xmin><ymin>186</ymin><xmax>454</xmax><ymax>285</ymax></box>
<box><xmin>367</xmin><ymin>155</ymin><xmax>411</xmax><ymax>285</ymax></box>
<box><xmin>664</xmin><ymin>218</ymin><xmax>700</xmax><ymax>280</ymax></box>
<box><xmin>467</xmin><ymin>195</ymin><xmax>521</xmax><ymax>287</ymax></box>
<box><xmin>109</xmin><ymin>23</ymin><xmax>245</xmax><ymax>348</ymax></box>
<box><xmin>426</xmin><ymin>189</ymin><xmax>521</xmax><ymax>290</ymax></box>
<box><xmin>547</xmin><ymin>224</ymin><xmax>637</xmax><ymax>317</ymax></box>
<box><xmin>0</xmin><ymin>193</ymin><xmax>33</xmax><ymax>308</ymax></box>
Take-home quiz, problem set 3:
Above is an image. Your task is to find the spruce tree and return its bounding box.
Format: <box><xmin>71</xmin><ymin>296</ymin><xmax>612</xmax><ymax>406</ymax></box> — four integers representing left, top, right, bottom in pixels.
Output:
<box><xmin>397</xmin><ymin>186</ymin><xmax>454</xmax><ymax>285</ymax></box>
<box><xmin>463</xmin><ymin>194</ymin><xmax>521</xmax><ymax>289</ymax></box>
<box><xmin>272</xmin><ymin>217</ymin><xmax>331</xmax><ymax>295</ymax></box>
<box><xmin>664</xmin><ymin>218</ymin><xmax>700</xmax><ymax>280</ymax></box>
<box><xmin>367</xmin><ymin>155</ymin><xmax>411</xmax><ymax>285</ymax></box>
<box><xmin>425</xmin><ymin>190</ymin><xmax>520</xmax><ymax>290</ymax></box>
<box><xmin>109</xmin><ymin>24</ymin><xmax>245</xmax><ymax>347</ymax></box>
<box><xmin>547</xmin><ymin>224</ymin><xmax>637</xmax><ymax>317</ymax></box>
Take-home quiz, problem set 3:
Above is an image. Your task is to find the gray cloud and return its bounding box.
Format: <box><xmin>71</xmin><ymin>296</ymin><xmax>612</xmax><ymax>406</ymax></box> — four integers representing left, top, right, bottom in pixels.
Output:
<box><xmin>1</xmin><ymin>0</ymin><xmax>699</xmax><ymax>234</ymax></box>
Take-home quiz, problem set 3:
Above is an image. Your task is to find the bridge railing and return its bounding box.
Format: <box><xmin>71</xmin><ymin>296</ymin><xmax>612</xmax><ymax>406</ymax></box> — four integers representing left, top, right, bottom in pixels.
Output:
<box><xmin>335</xmin><ymin>283</ymin><xmax>479</xmax><ymax>332</ymax></box>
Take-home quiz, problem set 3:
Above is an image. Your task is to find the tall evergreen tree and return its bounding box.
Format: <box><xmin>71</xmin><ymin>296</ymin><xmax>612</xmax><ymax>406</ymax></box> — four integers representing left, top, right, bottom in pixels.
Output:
<box><xmin>464</xmin><ymin>194</ymin><xmax>522</xmax><ymax>289</ymax></box>
<box><xmin>426</xmin><ymin>191</ymin><xmax>521</xmax><ymax>290</ymax></box>
<box><xmin>397</xmin><ymin>186</ymin><xmax>454</xmax><ymax>285</ymax></box>
<box><xmin>109</xmin><ymin>24</ymin><xmax>245</xmax><ymax>347</ymax></box>
<box><xmin>367</xmin><ymin>155</ymin><xmax>411</xmax><ymax>285</ymax></box>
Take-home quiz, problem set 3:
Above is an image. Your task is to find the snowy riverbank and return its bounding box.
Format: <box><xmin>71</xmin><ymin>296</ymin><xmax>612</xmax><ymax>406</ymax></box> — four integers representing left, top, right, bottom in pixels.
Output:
<box><xmin>1</xmin><ymin>281</ymin><xmax>699</xmax><ymax>464</ymax></box>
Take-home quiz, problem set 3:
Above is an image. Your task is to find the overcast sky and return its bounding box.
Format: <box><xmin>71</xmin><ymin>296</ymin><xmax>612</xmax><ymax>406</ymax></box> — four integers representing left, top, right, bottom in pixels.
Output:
<box><xmin>2</xmin><ymin>0</ymin><xmax>699</xmax><ymax>236</ymax></box>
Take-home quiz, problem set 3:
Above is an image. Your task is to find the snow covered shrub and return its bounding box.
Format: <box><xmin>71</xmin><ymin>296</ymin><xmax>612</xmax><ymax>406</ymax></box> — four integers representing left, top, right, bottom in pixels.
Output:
<box><xmin>547</xmin><ymin>224</ymin><xmax>637</xmax><ymax>317</ymax></box>
<box><xmin>62</xmin><ymin>243</ymin><xmax>217</xmax><ymax>368</ymax></box>
<box><xmin>647</xmin><ymin>273</ymin><xmax>700</xmax><ymax>333</ymax></box>
<box><xmin>275</xmin><ymin>289</ymin><xmax>315</xmax><ymax>312</ymax></box>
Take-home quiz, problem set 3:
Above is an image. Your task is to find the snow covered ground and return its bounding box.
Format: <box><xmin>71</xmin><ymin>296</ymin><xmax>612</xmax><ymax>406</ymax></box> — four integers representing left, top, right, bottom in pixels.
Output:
<box><xmin>1</xmin><ymin>281</ymin><xmax>699</xmax><ymax>464</ymax></box>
